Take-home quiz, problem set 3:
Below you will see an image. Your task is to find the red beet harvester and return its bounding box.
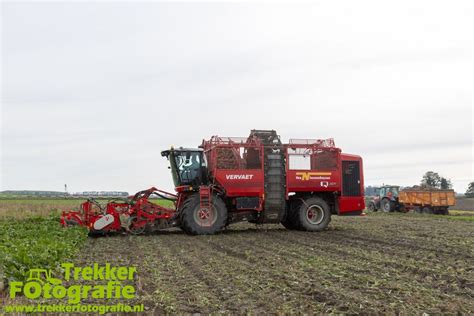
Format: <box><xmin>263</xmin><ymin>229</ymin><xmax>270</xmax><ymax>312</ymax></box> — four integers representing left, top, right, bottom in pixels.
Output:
<box><xmin>61</xmin><ymin>130</ymin><xmax>365</xmax><ymax>235</ymax></box>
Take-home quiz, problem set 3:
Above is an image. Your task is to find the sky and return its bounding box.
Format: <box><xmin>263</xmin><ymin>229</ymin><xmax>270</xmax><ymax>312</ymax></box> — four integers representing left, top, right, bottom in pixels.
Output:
<box><xmin>1</xmin><ymin>1</ymin><xmax>472</xmax><ymax>194</ymax></box>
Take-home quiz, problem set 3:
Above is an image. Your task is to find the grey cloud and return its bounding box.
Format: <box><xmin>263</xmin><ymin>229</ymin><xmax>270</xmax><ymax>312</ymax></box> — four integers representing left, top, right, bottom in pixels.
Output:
<box><xmin>1</xmin><ymin>1</ymin><xmax>472</xmax><ymax>193</ymax></box>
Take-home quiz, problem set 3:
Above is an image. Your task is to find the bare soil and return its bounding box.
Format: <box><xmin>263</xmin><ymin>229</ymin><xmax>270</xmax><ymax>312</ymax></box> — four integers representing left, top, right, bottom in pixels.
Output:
<box><xmin>68</xmin><ymin>213</ymin><xmax>474</xmax><ymax>314</ymax></box>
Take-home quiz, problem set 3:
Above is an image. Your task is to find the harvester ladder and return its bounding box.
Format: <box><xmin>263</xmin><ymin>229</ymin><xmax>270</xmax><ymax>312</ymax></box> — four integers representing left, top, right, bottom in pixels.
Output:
<box><xmin>199</xmin><ymin>186</ymin><xmax>211</xmax><ymax>210</ymax></box>
<box><xmin>249</xmin><ymin>130</ymin><xmax>286</xmax><ymax>223</ymax></box>
<box><xmin>263</xmin><ymin>149</ymin><xmax>286</xmax><ymax>222</ymax></box>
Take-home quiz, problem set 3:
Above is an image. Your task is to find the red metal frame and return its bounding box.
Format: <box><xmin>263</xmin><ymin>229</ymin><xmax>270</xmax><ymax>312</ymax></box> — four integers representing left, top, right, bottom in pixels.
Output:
<box><xmin>60</xmin><ymin>187</ymin><xmax>177</xmax><ymax>234</ymax></box>
<box><xmin>200</xmin><ymin>134</ymin><xmax>364</xmax><ymax>215</ymax></box>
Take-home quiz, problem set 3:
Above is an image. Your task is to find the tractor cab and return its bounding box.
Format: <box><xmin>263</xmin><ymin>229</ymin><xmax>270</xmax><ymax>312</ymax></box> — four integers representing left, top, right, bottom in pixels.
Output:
<box><xmin>379</xmin><ymin>185</ymin><xmax>399</xmax><ymax>200</ymax></box>
<box><xmin>161</xmin><ymin>147</ymin><xmax>208</xmax><ymax>188</ymax></box>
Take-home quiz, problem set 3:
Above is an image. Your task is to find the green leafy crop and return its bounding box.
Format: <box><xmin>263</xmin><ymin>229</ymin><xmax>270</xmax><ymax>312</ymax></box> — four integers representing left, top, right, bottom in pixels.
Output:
<box><xmin>0</xmin><ymin>214</ymin><xmax>87</xmax><ymax>283</ymax></box>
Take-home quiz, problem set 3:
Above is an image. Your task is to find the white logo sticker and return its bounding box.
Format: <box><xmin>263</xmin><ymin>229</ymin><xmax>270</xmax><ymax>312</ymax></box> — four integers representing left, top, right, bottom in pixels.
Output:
<box><xmin>225</xmin><ymin>174</ymin><xmax>254</xmax><ymax>180</ymax></box>
<box><xmin>93</xmin><ymin>214</ymin><xmax>115</xmax><ymax>230</ymax></box>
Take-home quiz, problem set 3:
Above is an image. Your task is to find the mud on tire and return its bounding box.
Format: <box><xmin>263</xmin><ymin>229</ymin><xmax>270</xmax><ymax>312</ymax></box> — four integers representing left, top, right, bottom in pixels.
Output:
<box><xmin>180</xmin><ymin>193</ymin><xmax>227</xmax><ymax>235</ymax></box>
<box><xmin>292</xmin><ymin>197</ymin><xmax>331</xmax><ymax>232</ymax></box>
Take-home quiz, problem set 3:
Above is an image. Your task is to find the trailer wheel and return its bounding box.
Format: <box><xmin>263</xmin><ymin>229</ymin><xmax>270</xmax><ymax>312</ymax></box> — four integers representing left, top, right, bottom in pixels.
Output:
<box><xmin>381</xmin><ymin>198</ymin><xmax>394</xmax><ymax>212</ymax></box>
<box><xmin>439</xmin><ymin>207</ymin><xmax>449</xmax><ymax>215</ymax></box>
<box><xmin>180</xmin><ymin>193</ymin><xmax>227</xmax><ymax>235</ymax></box>
<box><xmin>422</xmin><ymin>207</ymin><xmax>432</xmax><ymax>214</ymax></box>
<box><xmin>367</xmin><ymin>202</ymin><xmax>377</xmax><ymax>212</ymax></box>
<box><xmin>294</xmin><ymin>197</ymin><xmax>331</xmax><ymax>232</ymax></box>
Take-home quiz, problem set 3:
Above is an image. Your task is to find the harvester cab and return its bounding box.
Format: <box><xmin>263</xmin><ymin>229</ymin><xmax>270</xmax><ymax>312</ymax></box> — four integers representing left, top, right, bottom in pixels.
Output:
<box><xmin>161</xmin><ymin>147</ymin><xmax>208</xmax><ymax>189</ymax></box>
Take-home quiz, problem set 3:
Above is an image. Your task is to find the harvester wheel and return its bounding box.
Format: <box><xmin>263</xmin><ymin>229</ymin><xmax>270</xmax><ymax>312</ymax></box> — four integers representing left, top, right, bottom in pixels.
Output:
<box><xmin>280</xmin><ymin>213</ymin><xmax>295</xmax><ymax>230</ymax></box>
<box><xmin>180</xmin><ymin>193</ymin><xmax>227</xmax><ymax>235</ymax></box>
<box><xmin>381</xmin><ymin>199</ymin><xmax>394</xmax><ymax>212</ymax></box>
<box><xmin>294</xmin><ymin>197</ymin><xmax>331</xmax><ymax>232</ymax></box>
<box><xmin>281</xmin><ymin>200</ymin><xmax>301</xmax><ymax>230</ymax></box>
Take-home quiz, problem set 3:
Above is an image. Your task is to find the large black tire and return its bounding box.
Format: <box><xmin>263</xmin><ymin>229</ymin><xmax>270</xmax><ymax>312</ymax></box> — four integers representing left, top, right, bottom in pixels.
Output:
<box><xmin>438</xmin><ymin>207</ymin><xmax>449</xmax><ymax>215</ymax></box>
<box><xmin>367</xmin><ymin>202</ymin><xmax>377</xmax><ymax>212</ymax></box>
<box><xmin>281</xmin><ymin>200</ymin><xmax>302</xmax><ymax>230</ymax></box>
<box><xmin>180</xmin><ymin>193</ymin><xmax>227</xmax><ymax>235</ymax></box>
<box><xmin>281</xmin><ymin>213</ymin><xmax>295</xmax><ymax>230</ymax></box>
<box><xmin>381</xmin><ymin>198</ymin><xmax>394</xmax><ymax>213</ymax></box>
<box><xmin>292</xmin><ymin>197</ymin><xmax>331</xmax><ymax>232</ymax></box>
<box><xmin>422</xmin><ymin>206</ymin><xmax>433</xmax><ymax>214</ymax></box>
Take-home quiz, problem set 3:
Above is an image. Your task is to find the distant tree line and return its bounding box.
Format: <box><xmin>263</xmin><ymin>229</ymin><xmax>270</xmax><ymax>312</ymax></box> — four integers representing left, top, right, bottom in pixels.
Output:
<box><xmin>73</xmin><ymin>191</ymin><xmax>129</xmax><ymax>197</ymax></box>
<box><xmin>1</xmin><ymin>190</ymin><xmax>64</xmax><ymax>196</ymax></box>
<box><xmin>0</xmin><ymin>190</ymin><xmax>129</xmax><ymax>197</ymax></box>
<box><xmin>421</xmin><ymin>171</ymin><xmax>452</xmax><ymax>190</ymax></box>
<box><xmin>365</xmin><ymin>186</ymin><xmax>378</xmax><ymax>196</ymax></box>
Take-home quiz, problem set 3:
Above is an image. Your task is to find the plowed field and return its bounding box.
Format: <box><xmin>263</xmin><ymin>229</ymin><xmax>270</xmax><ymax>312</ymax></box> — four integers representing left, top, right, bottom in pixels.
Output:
<box><xmin>73</xmin><ymin>213</ymin><xmax>473</xmax><ymax>313</ymax></box>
